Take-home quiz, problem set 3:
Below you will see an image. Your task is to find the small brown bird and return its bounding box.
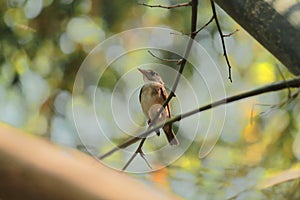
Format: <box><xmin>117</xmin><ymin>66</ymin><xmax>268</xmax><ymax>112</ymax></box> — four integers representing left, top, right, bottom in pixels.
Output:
<box><xmin>138</xmin><ymin>68</ymin><xmax>179</xmax><ymax>145</ymax></box>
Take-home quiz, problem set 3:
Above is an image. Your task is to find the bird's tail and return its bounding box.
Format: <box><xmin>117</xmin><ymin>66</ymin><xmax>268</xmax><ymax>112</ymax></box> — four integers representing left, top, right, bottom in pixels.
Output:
<box><xmin>163</xmin><ymin>124</ymin><xmax>179</xmax><ymax>145</ymax></box>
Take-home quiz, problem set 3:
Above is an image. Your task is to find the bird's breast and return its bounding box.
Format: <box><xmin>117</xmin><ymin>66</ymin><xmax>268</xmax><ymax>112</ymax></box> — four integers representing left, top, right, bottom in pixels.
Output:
<box><xmin>139</xmin><ymin>83</ymin><xmax>165</xmax><ymax>119</ymax></box>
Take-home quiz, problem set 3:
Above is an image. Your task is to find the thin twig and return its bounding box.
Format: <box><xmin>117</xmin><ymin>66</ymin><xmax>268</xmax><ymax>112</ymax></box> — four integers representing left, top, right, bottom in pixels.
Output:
<box><xmin>223</xmin><ymin>29</ymin><xmax>239</xmax><ymax>37</ymax></box>
<box><xmin>99</xmin><ymin>77</ymin><xmax>300</xmax><ymax>160</ymax></box>
<box><xmin>122</xmin><ymin>138</ymin><xmax>147</xmax><ymax>171</ymax></box>
<box><xmin>171</xmin><ymin>15</ymin><xmax>213</xmax><ymax>36</ymax></box>
<box><xmin>257</xmin><ymin>164</ymin><xmax>300</xmax><ymax>189</ymax></box>
<box><xmin>138</xmin><ymin>1</ymin><xmax>192</xmax><ymax>9</ymax></box>
<box><xmin>276</xmin><ymin>63</ymin><xmax>291</xmax><ymax>98</ymax></box>
<box><xmin>250</xmin><ymin>103</ymin><xmax>274</xmax><ymax>124</ymax></box>
<box><xmin>139</xmin><ymin>150</ymin><xmax>153</xmax><ymax>169</ymax></box>
<box><xmin>210</xmin><ymin>0</ymin><xmax>233</xmax><ymax>82</ymax></box>
<box><xmin>147</xmin><ymin>50</ymin><xmax>181</xmax><ymax>63</ymax></box>
<box><xmin>251</xmin><ymin>87</ymin><xmax>300</xmax><ymax>124</ymax></box>
<box><xmin>15</xmin><ymin>23</ymin><xmax>36</xmax><ymax>32</ymax></box>
<box><xmin>194</xmin><ymin>16</ymin><xmax>214</xmax><ymax>35</ymax></box>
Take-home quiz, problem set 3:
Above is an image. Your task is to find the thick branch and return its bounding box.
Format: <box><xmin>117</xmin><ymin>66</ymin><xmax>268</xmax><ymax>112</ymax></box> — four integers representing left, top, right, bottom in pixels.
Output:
<box><xmin>0</xmin><ymin>124</ymin><xmax>174</xmax><ymax>200</ymax></box>
<box><xmin>99</xmin><ymin>77</ymin><xmax>300</xmax><ymax>160</ymax></box>
<box><xmin>213</xmin><ymin>0</ymin><xmax>300</xmax><ymax>76</ymax></box>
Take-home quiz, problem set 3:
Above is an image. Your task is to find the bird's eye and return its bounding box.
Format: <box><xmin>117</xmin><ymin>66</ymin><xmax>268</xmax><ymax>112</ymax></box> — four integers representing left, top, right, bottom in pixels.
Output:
<box><xmin>151</xmin><ymin>71</ymin><xmax>158</xmax><ymax>76</ymax></box>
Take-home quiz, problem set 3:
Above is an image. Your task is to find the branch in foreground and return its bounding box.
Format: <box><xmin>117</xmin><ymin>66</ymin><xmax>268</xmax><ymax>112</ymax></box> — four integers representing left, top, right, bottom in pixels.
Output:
<box><xmin>99</xmin><ymin>77</ymin><xmax>300</xmax><ymax>160</ymax></box>
<box><xmin>0</xmin><ymin>123</ymin><xmax>176</xmax><ymax>199</ymax></box>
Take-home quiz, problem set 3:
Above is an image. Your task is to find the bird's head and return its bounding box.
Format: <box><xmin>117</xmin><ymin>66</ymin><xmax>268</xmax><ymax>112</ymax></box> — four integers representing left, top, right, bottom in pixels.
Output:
<box><xmin>138</xmin><ymin>68</ymin><xmax>164</xmax><ymax>84</ymax></box>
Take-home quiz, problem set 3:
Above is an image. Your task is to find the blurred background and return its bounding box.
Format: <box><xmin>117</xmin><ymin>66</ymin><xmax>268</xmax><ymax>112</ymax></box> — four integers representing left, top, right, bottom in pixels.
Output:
<box><xmin>1</xmin><ymin>0</ymin><xmax>299</xmax><ymax>199</ymax></box>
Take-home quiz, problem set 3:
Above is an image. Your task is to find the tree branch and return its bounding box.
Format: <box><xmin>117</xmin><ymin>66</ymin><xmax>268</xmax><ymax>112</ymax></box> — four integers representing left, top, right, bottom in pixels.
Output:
<box><xmin>99</xmin><ymin>0</ymin><xmax>198</xmax><ymax>166</ymax></box>
<box><xmin>213</xmin><ymin>0</ymin><xmax>300</xmax><ymax>76</ymax></box>
<box><xmin>147</xmin><ymin>50</ymin><xmax>181</xmax><ymax>64</ymax></box>
<box><xmin>118</xmin><ymin>0</ymin><xmax>199</xmax><ymax>170</ymax></box>
<box><xmin>0</xmin><ymin>123</ymin><xmax>175</xmax><ymax>199</ymax></box>
<box><xmin>194</xmin><ymin>16</ymin><xmax>214</xmax><ymax>35</ymax></box>
<box><xmin>157</xmin><ymin>0</ymin><xmax>198</xmax><ymax>115</ymax></box>
<box><xmin>210</xmin><ymin>0</ymin><xmax>233</xmax><ymax>82</ymax></box>
<box><xmin>122</xmin><ymin>138</ymin><xmax>150</xmax><ymax>171</ymax></box>
<box><xmin>223</xmin><ymin>29</ymin><xmax>239</xmax><ymax>37</ymax></box>
<box><xmin>257</xmin><ymin>165</ymin><xmax>300</xmax><ymax>189</ymax></box>
<box><xmin>99</xmin><ymin>77</ymin><xmax>300</xmax><ymax>160</ymax></box>
<box><xmin>138</xmin><ymin>1</ymin><xmax>192</xmax><ymax>9</ymax></box>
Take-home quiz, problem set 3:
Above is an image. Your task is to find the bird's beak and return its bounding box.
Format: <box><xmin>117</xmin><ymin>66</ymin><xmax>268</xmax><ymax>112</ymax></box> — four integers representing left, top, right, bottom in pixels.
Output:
<box><xmin>138</xmin><ymin>68</ymin><xmax>146</xmax><ymax>75</ymax></box>
<box><xmin>138</xmin><ymin>68</ymin><xmax>149</xmax><ymax>78</ymax></box>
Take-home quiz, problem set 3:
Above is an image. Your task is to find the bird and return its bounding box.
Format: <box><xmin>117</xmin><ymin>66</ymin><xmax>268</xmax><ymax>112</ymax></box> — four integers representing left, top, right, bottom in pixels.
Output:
<box><xmin>138</xmin><ymin>68</ymin><xmax>179</xmax><ymax>145</ymax></box>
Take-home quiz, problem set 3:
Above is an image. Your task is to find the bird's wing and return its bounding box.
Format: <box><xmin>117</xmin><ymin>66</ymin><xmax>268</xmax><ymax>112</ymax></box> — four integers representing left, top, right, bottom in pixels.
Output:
<box><xmin>160</xmin><ymin>86</ymin><xmax>171</xmax><ymax>118</ymax></box>
<box><xmin>139</xmin><ymin>85</ymin><xmax>144</xmax><ymax>102</ymax></box>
